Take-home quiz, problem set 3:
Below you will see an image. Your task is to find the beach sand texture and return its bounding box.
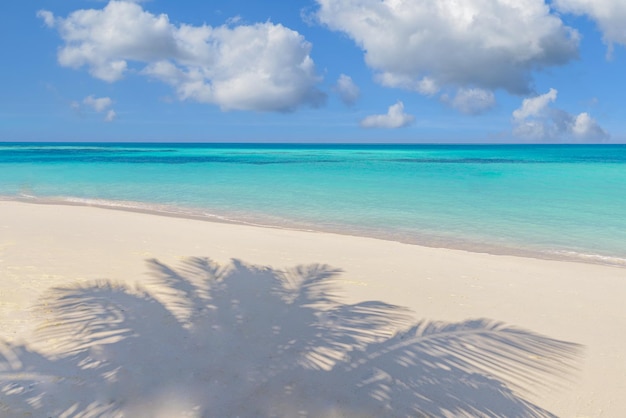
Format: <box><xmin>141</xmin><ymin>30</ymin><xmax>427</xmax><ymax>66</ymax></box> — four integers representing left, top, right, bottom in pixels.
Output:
<box><xmin>1</xmin><ymin>201</ymin><xmax>625</xmax><ymax>417</ymax></box>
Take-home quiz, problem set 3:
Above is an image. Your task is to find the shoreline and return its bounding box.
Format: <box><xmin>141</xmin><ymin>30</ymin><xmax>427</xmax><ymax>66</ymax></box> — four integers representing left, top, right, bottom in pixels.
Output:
<box><xmin>3</xmin><ymin>195</ymin><xmax>625</xmax><ymax>269</ymax></box>
<box><xmin>1</xmin><ymin>200</ymin><xmax>626</xmax><ymax>415</ymax></box>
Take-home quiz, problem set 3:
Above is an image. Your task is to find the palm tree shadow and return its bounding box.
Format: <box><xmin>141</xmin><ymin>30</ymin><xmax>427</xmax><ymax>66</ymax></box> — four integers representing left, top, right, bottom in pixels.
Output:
<box><xmin>1</xmin><ymin>257</ymin><xmax>581</xmax><ymax>417</ymax></box>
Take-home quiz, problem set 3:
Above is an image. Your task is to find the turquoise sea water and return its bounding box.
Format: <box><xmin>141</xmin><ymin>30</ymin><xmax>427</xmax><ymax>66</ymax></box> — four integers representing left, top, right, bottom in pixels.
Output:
<box><xmin>1</xmin><ymin>143</ymin><xmax>625</xmax><ymax>265</ymax></box>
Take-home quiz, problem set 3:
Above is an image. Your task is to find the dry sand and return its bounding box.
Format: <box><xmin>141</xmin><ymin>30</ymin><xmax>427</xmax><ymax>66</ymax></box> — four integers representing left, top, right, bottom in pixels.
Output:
<box><xmin>1</xmin><ymin>201</ymin><xmax>625</xmax><ymax>417</ymax></box>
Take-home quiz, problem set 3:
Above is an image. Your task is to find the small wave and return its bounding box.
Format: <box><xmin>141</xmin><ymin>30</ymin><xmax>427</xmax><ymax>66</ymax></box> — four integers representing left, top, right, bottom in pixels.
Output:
<box><xmin>547</xmin><ymin>250</ymin><xmax>626</xmax><ymax>268</ymax></box>
<box><xmin>6</xmin><ymin>195</ymin><xmax>315</xmax><ymax>233</ymax></box>
<box><xmin>2</xmin><ymin>195</ymin><xmax>625</xmax><ymax>269</ymax></box>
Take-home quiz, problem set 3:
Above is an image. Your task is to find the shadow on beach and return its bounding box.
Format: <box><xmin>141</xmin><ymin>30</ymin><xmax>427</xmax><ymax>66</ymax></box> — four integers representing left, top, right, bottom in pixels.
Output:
<box><xmin>1</xmin><ymin>257</ymin><xmax>581</xmax><ymax>417</ymax></box>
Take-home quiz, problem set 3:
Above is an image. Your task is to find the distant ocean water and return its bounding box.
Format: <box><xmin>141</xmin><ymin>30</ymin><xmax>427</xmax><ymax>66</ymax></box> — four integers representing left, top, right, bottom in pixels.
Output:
<box><xmin>1</xmin><ymin>143</ymin><xmax>625</xmax><ymax>266</ymax></box>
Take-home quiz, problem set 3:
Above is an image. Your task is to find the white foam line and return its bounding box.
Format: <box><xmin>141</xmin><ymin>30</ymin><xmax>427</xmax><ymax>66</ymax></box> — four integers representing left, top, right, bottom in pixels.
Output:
<box><xmin>2</xmin><ymin>194</ymin><xmax>625</xmax><ymax>268</ymax></box>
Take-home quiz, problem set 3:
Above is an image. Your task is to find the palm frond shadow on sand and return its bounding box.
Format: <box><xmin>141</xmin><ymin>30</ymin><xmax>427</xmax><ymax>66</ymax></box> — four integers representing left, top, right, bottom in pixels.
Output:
<box><xmin>1</xmin><ymin>257</ymin><xmax>582</xmax><ymax>417</ymax></box>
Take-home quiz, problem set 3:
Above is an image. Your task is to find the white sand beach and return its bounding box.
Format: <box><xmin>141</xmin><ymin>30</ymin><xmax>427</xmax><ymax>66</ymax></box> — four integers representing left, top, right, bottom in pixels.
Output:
<box><xmin>1</xmin><ymin>200</ymin><xmax>625</xmax><ymax>417</ymax></box>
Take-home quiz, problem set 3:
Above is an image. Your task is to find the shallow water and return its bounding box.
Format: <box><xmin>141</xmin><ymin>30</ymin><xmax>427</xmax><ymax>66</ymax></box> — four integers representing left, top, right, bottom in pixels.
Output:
<box><xmin>1</xmin><ymin>143</ymin><xmax>625</xmax><ymax>265</ymax></box>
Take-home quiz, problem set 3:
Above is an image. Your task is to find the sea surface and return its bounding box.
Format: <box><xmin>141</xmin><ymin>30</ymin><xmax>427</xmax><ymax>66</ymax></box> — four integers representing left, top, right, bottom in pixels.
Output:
<box><xmin>1</xmin><ymin>143</ymin><xmax>625</xmax><ymax>266</ymax></box>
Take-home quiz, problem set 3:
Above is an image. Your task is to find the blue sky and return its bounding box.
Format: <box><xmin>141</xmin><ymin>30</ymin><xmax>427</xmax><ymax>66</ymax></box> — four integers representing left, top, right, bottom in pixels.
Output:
<box><xmin>1</xmin><ymin>0</ymin><xmax>625</xmax><ymax>143</ymax></box>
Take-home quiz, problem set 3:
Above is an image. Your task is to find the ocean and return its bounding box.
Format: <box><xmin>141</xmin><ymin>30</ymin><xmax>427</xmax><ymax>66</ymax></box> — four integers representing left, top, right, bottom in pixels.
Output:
<box><xmin>1</xmin><ymin>143</ymin><xmax>625</xmax><ymax>266</ymax></box>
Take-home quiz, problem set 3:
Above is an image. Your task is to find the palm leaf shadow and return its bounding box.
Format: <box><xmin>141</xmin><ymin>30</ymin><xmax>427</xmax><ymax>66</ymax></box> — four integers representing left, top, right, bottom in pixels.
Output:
<box><xmin>1</xmin><ymin>257</ymin><xmax>582</xmax><ymax>417</ymax></box>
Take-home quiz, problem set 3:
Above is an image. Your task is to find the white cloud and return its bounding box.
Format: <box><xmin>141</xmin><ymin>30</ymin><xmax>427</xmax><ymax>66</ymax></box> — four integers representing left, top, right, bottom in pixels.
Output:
<box><xmin>512</xmin><ymin>89</ymin><xmax>608</xmax><ymax>141</ymax></box>
<box><xmin>76</xmin><ymin>95</ymin><xmax>116</xmax><ymax>122</ymax></box>
<box><xmin>225</xmin><ymin>15</ymin><xmax>242</xmax><ymax>26</ymax></box>
<box><xmin>36</xmin><ymin>10</ymin><xmax>55</xmax><ymax>27</ymax></box>
<box><xmin>105</xmin><ymin>109</ymin><xmax>117</xmax><ymax>122</ymax></box>
<box><xmin>334</xmin><ymin>74</ymin><xmax>360</xmax><ymax>105</ymax></box>
<box><xmin>442</xmin><ymin>88</ymin><xmax>496</xmax><ymax>115</ymax></box>
<box><xmin>83</xmin><ymin>95</ymin><xmax>113</xmax><ymax>112</ymax></box>
<box><xmin>512</xmin><ymin>88</ymin><xmax>558</xmax><ymax>121</ymax></box>
<box><xmin>39</xmin><ymin>1</ymin><xmax>325</xmax><ymax>112</ymax></box>
<box><xmin>554</xmin><ymin>0</ymin><xmax>626</xmax><ymax>50</ymax></box>
<box><xmin>571</xmin><ymin>112</ymin><xmax>608</xmax><ymax>139</ymax></box>
<box><xmin>360</xmin><ymin>101</ymin><xmax>415</xmax><ymax>129</ymax></box>
<box><xmin>315</xmin><ymin>0</ymin><xmax>579</xmax><ymax>97</ymax></box>
<box><xmin>376</xmin><ymin>73</ymin><xmax>439</xmax><ymax>96</ymax></box>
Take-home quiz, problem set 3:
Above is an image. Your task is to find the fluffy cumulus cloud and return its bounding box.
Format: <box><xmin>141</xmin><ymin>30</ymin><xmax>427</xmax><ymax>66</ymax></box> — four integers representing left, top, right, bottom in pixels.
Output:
<box><xmin>554</xmin><ymin>0</ymin><xmax>626</xmax><ymax>49</ymax></box>
<box><xmin>315</xmin><ymin>0</ymin><xmax>579</xmax><ymax>102</ymax></box>
<box><xmin>38</xmin><ymin>1</ymin><xmax>324</xmax><ymax>112</ymax></box>
<box><xmin>512</xmin><ymin>89</ymin><xmax>608</xmax><ymax>141</ymax></box>
<box><xmin>334</xmin><ymin>74</ymin><xmax>360</xmax><ymax>106</ymax></box>
<box><xmin>360</xmin><ymin>101</ymin><xmax>415</xmax><ymax>129</ymax></box>
<box><xmin>441</xmin><ymin>88</ymin><xmax>496</xmax><ymax>115</ymax></box>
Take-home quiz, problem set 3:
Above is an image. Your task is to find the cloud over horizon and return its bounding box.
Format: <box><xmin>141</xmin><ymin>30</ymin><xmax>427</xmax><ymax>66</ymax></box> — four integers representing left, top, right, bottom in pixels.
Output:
<box><xmin>360</xmin><ymin>101</ymin><xmax>415</xmax><ymax>129</ymax></box>
<box><xmin>29</xmin><ymin>0</ymin><xmax>624</xmax><ymax>138</ymax></box>
<box><xmin>512</xmin><ymin>88</ymin><xmax>608</xmax><ymax>141</ymax></box>
<box><xmin>38</xmin><ymin>1</ymin><xmax>325</xmax><ymax>113</ymax></box>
